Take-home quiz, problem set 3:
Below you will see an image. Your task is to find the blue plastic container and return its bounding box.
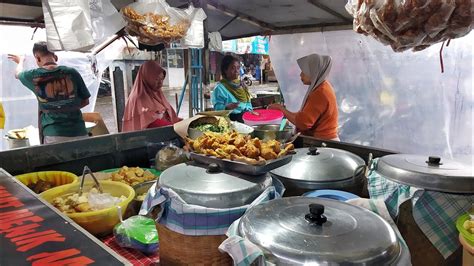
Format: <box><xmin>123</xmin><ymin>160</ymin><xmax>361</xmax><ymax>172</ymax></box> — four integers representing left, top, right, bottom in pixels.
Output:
<box><xmin>303</xmin><ymin>189</ymin><xmax>360</xmax><ymax>201</ymax></box>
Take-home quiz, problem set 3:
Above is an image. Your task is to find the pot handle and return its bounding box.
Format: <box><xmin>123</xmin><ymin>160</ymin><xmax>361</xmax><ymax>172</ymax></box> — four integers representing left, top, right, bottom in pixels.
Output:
<box><xmin>305</xmin><ymin>203</ymin><xmax>327</xmax><ymax>226</ymax></box>
<box><xmin>353</xmin><ymin>164</ymin><xmax>366</xmax><ymax>179</ymax></box>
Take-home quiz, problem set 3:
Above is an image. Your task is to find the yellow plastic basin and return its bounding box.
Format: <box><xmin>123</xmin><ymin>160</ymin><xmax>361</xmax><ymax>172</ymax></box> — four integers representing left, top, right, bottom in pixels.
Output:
<box><xmin>16</xmin><ymin>171</ymin><xmax>78</xmax><ymax>192</ymax></box>
<box><xmin>40</xmin><ymin>180</ymin><xmax>135</xmax><ymax>236</ymax></box>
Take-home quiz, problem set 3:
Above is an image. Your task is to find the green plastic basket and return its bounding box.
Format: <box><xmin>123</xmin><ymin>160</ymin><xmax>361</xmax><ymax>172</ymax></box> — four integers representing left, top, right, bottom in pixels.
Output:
<box><xmin>456</xmin><ymin>214</ymin><xmax>474</xmax><ymax>246</ymax></box>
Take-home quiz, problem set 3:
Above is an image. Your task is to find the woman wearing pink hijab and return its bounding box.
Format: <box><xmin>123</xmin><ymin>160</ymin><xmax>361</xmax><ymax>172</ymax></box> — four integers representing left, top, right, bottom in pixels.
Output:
<box><xmin>122</xmin><ymin>61</ymin><xmax>180</xmax><ymax>132</ymax></box>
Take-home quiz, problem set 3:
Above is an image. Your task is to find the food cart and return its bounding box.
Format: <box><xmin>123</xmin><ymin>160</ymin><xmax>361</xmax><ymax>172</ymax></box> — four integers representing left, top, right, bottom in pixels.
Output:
<box><xmin>1</xmin><ymin>0</ymin><xmax>473</xmax><ymax>265</ymax></box>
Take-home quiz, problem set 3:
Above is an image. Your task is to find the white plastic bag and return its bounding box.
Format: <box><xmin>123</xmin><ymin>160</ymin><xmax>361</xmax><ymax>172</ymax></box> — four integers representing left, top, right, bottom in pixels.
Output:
<box><xmin>180</xmin><ymin>8</ymin><xmax>207</xmax><ymax>48</ymax></box>
<box><xmin>89</xmin><ymin>0</ymin><xmax>127</xmax><ymax>45</ymax></box>
<box><xmin>42</xmin><ymin>0</ymin><xmax>95</xmax><ymax>52</ymax></box>
<box><xmin>208</xmin><ymin>32</ymin><xmax>223</xmax><ymax>52</ymax></box>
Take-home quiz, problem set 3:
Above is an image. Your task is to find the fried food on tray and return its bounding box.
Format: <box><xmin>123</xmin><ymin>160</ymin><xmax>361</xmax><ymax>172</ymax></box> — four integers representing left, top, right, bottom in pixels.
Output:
<box><xmin>186</xmin><ymin>132</ymin><xmax>295</xmax><ymax>165</ymax></box>
<box><xmin>110</xmin><ymin>166</ymin><xmax>156</xmax><ymax>186</ymax></box>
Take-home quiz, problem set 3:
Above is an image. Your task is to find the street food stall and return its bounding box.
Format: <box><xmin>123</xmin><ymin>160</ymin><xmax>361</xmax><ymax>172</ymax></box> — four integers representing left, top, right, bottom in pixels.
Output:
<box><xmin>1</xmin><ymin>0</ymin><xmax>473</xmax><ymax>266</ymax></box>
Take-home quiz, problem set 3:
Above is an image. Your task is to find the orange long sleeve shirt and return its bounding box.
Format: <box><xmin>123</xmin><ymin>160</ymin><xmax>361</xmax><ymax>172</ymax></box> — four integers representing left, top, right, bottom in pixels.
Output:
<box><xmin>294</xmin><ymin>81</ymin><xmax>339</xmax><ymax>140</ymax></box>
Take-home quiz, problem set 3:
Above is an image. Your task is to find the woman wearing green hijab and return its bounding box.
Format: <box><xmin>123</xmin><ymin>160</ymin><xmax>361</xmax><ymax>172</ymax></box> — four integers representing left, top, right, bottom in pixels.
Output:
<box><xmin>211</xmin><ymin>55</ymin><xmax>253</xmax><ymax>122</ymax></box>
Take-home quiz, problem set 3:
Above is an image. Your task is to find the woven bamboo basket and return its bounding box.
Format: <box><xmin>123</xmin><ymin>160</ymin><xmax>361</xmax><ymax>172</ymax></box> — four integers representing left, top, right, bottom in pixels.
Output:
<box><xmin>156</xmin><ymin>223</ymin><xmax>232</xmax><ymax>265</ymax></box>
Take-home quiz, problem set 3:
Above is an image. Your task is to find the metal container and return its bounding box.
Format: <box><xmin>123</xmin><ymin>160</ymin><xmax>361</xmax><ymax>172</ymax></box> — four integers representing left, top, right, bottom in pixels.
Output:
<box><xmin>190</xmin><ymin>152</ymin><xmax>293</xmax><ymax>176</ymax></box>
<box><xmin>158</xmin><ymin>162</ymin><xmax>272</xmax><ymax>208</ymax></box>
<box><xmin>270</xmin><ymin>147</ymin><xmax>366</xmax><ymax>196</ymax></box>
<box><xmin>251</xmin><ymin>124</ymin><xmax>293</xmax><ymax>142</ymax></box>
<box><xmin>237</xmin><ymin>197</ymin><xmax>406</xmax><ymax>265</ymax></box>
<box><xmin>373</xmin><ymin>154</ymin><xmax>473</xmax><ymax>265</ymax></box>
<box><xmin>376</xmin><ymin>154</ymin><xmax>473</xmax><ymax>193</ymax></box>
<box><xmin>130</xmin><ymin>180</ymin><xmax>156</xmax><ymax>216</ymax></box>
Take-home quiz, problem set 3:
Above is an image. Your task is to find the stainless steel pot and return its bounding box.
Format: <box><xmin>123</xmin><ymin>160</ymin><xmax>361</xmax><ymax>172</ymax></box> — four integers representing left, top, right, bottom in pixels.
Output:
<box><xmin>251</xmin><ymin>124</ymin><xmax>293</xmax><ymax>142</ymax></box>
<box><xmin>270</xmin><ymin>147</ymin><xmax>367</xmax><ymax>196</ymax></box>
<box><xmin>158</xmin><ymin>162</ymin><xmax>272</xmax><ymax>208</ymax></box>
<box><xmin>373</xmin><ymin>154</ymin><xmax>473</xmax><ymax>265</ymax></box>
<box><xmin>376</xmin><ymin>154</ymin><xmax>473</xmax><ymax>193</ymax></box>
<box><xmin>237</xmin><ymin>197</ymin><xmax>407</xmax><ymax>265</ymax></box>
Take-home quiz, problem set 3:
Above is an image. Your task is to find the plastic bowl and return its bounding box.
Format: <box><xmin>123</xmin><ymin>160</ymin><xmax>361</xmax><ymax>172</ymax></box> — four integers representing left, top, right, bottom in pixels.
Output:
<box><xmin>40</xmin><ymin>180</ymin><xmax>135</xmax><ymax>236</ymax></box>
<box><xmin>16</xmin><ymin>171</ymin><xmax>78</xmax><ymax>193</ymax></box>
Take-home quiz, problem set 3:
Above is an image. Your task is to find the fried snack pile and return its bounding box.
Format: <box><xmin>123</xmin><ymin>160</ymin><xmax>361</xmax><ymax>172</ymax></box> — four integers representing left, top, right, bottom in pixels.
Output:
<box><xmin>122</xmin><ymin>6</ymin><xmax>189</xmax><ymax>45</ymax></box>
<box><xmin>111</xmin><ymin>166</ymin><xmax>156</xmax><ymax>186</ymax></box>
<box><xmin>52</xmin><ymin>188</ymin><xmax>127</xmax><ymax>214</ymax></box>
<box><xmin>187</xmin><ymin>132</ymin><xmax>294</xmax><ymax>165</ymax></box>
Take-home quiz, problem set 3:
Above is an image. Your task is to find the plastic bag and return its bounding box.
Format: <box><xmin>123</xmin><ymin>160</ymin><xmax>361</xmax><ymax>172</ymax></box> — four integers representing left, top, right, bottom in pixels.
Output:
<box><xmin>180</xmin><ymin>8</ymin><xmax>207</xmax><ymax>48</ymax></box>
<box><xmin>155</xmin><ymin>143</ymin><xmax>187</xmax><ymax>171</ymax></box>
<box><xmin>114</xmin><ymin>215</ymin><xmax>159</xmax><ymax>254</ymax></box>
<box><xmin>89</xmin><ymin>0</ymin><xmax>127</xmax><ymax>45</ymax></box>
<box><xmin>121</xmin><ymin>0</ymin><xmax>195</xmax><ymax>45</ymax></box>
<box><xmin>42</xmin><ymin>0</ymin><xmax>95</xmax><ymax>51</ymax></box>
<box><xmin>88</xmin><ymin>190</ymin><xmax>125</xmax><ymax>210</ymax></box>
<box><xmin>346</xmin><ymin>0</ymin><xmax>473</xmax><ymax>52</ymax></box>
<box><xmin>209</xmin><ymin>32</ymin><xmax>223</xmax><ymax>52</ymax></box>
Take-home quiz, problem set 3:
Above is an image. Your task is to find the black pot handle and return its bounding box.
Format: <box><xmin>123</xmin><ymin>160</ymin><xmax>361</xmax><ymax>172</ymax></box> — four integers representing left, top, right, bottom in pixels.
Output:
<box><xmin>353</xmin><ymin>164</ymin><xmax>366</xmax><ymax>179</ymax></box>
<box><xmin>207</xmin><ymin>163</ymin><xmax>221</xmax><ymax>174</ymax></box>
<box><xmin>305</xmin><ymin>203</ymin><xmax>327</xmax><ymax>226</ymax></box>
<box><xmin>307</xmin><ymin>146</ymin><xmax>320</xmax><ymax>156</ymax></box>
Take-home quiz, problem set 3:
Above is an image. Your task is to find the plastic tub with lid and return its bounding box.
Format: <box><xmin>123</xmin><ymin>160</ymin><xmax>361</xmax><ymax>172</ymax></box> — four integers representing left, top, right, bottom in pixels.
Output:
<box><xmin>243</xmin><ymin>109</ymin><xmax>283</xmax><ymax>126</ymax></box>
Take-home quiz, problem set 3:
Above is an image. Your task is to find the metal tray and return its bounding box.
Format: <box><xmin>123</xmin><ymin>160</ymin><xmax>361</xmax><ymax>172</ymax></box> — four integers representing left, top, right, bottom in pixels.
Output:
<box><xmin>189</xmin><ymin>152</ymin><xmax>293</xmax><ymax>176</ymax></box>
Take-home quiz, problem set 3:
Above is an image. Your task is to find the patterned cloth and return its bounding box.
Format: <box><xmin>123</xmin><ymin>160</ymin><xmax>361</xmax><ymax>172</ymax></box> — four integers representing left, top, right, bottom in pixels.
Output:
<box><xmin>219</xmin><ymin>198</ymin><xmax>411</xmax><ymax>265</ymax></box>
<box><xmin>368</xmin><ymin>158</ymin><xmax>474</xmax><ymax>258</ymax></box>
<box><xmin>139</xmin><ymin>178</ymin><xmax>284</xmax><ymax>236</ymax></box>
<box><xmin>101</xmin><ymin>235</ymin><xmax>159</xmax><ymax>266</ymax></box>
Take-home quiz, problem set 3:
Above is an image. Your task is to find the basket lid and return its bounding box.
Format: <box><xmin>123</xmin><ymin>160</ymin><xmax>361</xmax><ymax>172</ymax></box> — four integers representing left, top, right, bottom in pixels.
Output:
<box><xmin>158</xmin><ymin>162</ymin><xmax>272</xmax><ymax>208</ymax></box>
<box><xmin>242</xmin><ymin>109</ymin><xmax>283</xmax><ymax>122</ymax></box>
<box><xmin>238</xmin><ymin>197</ymin><xmax>401</xmax><ymax>265</ymax></box>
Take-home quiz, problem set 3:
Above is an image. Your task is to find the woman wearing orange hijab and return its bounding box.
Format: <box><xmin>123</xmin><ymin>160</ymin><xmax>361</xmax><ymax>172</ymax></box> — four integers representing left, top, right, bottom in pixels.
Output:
<box><xmin>122</xmin><ymin>61</ymin><xmax>180</xmax><ymax>132</ymax></box>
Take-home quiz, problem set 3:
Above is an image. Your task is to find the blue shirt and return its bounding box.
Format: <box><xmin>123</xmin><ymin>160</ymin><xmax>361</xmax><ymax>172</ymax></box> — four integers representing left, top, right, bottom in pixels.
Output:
<box><xmin>211</xmin><ymin>82</ymin><xmax>253</xmax><ymax>114</ymax></box>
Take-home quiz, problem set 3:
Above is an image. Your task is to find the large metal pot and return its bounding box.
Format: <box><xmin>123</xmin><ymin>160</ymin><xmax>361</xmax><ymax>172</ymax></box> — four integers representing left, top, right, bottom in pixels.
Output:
<box><xmin>270</xmin><ymin>147</ymin><xmax>366</xmax><ymax>196</ymax></box>
<box><xmin>236</xmin><ymin>197</ymin><xmax>409</xmax><ymax>265</ymax></box>
<box><xmin>373</xmin><ymin>154</ymin><xmax>473</xmax><ymax>265</ymax></box>
<box><xmin>158</xmin><ymin>162</ymin><xmax>272</xmax><ymax>208</ymax></box>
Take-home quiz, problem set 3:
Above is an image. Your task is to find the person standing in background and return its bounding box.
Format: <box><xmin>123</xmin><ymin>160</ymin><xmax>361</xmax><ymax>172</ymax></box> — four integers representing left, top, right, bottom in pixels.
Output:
<box><xmin>211</xmin><ymin>55</ymin><xmax>253</xmax><ymax>122</ymax></box>
<box><xmin>8</xmin><ymin>41</ymin><xmax>90</xmax><ymax>144</ymax></box>
<box><xmin>268</xmin><ymin>53</ymin><xmax>339</xmax><ymax>141</ymax></box>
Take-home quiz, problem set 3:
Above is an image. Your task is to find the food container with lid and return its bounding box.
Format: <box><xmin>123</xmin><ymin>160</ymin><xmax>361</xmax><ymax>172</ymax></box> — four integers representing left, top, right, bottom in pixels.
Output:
<box><xmin>271</xmin><ymin>146</ymin><xmax>367</xmax><ymax>196</ymax></box>
<box><xmin>243</xmin><ymin>109</ymin><xmax>283</xmax><ymax>126</ymax></box>
<box><xmin>158</xmin><ymin>162</ymin><xmax>272</xmax><ymax>208</ymax></box>
<box><xmin>144</xmin><ymin>162</ymin><xmax>281</xmax><ymax>265</ymax></box>
<box><xmin>221</xmin><ymin>197</ymin><xmax>409</xmax><ymax>265</ymax></box>
<box><xmin>370</xmin><ymin>154</ymin><xmax>474</xmax><ymax>265</ymax></box>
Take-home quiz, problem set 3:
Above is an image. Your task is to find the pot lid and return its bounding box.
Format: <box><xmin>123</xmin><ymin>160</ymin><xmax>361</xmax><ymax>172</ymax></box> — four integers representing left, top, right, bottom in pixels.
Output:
<box><xmin>376</xmin><ymin>154</ymin><xmax>474</xmax><ymax>193</ymax></box>
<box><xmin>159</xmin><ymin>162</ymin><xmax>272</xmax><ymax>208</ymax></box>
<box><xmin>270</xmin><ymin>147</ymin><xmax>365</xmax><ymax>182</ymax></box>
<box><xmin>238</xmin><ymin>197</ymin><xmax>401</xmax><ymax>265</ymax></box>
